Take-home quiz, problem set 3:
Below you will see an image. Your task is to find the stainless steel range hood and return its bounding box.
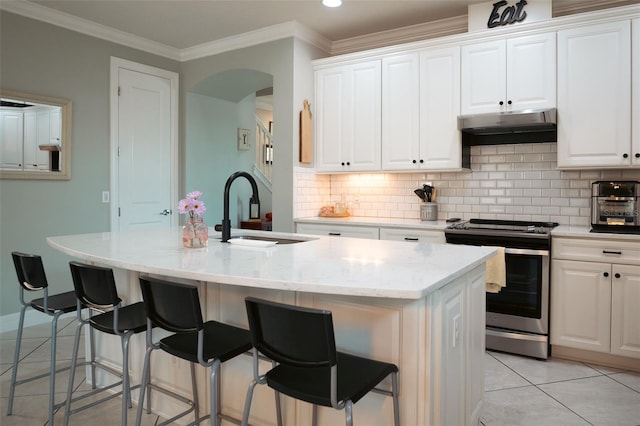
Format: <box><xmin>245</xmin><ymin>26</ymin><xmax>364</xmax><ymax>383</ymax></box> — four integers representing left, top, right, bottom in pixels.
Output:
<box><xmin>458</xmin><ymin>108</ymin><xmax>557</xmax><ymax>145</ymax></box>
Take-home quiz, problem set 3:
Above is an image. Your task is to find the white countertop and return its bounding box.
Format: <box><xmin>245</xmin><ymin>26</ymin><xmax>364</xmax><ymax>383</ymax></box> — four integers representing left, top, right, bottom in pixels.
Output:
<box><xmin>47</xmin><ymin>227</ymin><xmax>494</xmax><ymax>300</ymax></box>
<box><xmin>552</xmin><ymin>225</ymin><xmax>640</xmax><ymax>241</ymax></box>
<box><xmin>294</xmin><ymin>216</ymin><xmax>450</xmax><ymax>230</ymax></box>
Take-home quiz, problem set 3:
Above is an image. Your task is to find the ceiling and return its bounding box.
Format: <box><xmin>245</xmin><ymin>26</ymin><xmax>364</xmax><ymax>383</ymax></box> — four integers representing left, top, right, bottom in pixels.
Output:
<box><xmin>20</xmin><ymin>0</ymin><xmax>489</xmax><ymax>49</ymax></box>
<box><xmin>4</xmin><ymin>0</ymin><xmax>634</xmax><ymax>53</ymax></box>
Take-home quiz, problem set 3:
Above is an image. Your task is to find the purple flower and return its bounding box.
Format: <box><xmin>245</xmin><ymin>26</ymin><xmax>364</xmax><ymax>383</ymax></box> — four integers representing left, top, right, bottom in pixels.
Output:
<box><xmin>178</xmin><ymin>190</ymin><xmax>206</xmax><ymax>218</ymax></box>
<box><xmin>186</xmin><ymin>191</ymin><xmax>202</xmax><ymax>200</ymax></box>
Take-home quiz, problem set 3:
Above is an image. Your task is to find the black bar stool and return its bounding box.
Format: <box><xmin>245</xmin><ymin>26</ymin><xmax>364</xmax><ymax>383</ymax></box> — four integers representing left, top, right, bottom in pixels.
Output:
<box><xmin>63</xmin><ymin>261</ymin><xmax>148</xmax><ymax>426</ymax></box>
<box><xmin>136</xmin><ymin>277</ymin><xmax>253</xmax><ymax>426</ymax></box>
<box><xmin>7</xmin><ymin>251</ymin><xmax>91</xmax><ymax>426</ymax></box>
<box><xmin>241</xmin><ymin>297</ymin><xmax>400</xmax><ymax>426</ymax></box>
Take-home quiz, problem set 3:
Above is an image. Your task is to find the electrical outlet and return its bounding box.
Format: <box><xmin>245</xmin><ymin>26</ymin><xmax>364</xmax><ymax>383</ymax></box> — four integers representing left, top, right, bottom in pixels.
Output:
<box><xmin>102</xmin><ymin>191</ymin><xmax>110</xmax><ymax>203</ymax></box>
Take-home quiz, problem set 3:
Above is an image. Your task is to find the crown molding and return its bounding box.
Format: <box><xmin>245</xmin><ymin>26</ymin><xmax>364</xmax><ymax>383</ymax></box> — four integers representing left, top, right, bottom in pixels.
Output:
<box><xmin>0</xmin><ymin>1</ymin><xmax>331</xmax><ymax>63</ymax></box>
<box><xmin>331</xmin><ymin>15</ymin><xmax>468</xmax><ymax>55</ymax></box>
<box><xmin>180</xmin><ymin>20</ymin><xmax>331</xmax><ymax>61</ymax></box>
<box><xmin>553</xmin><ymin>0</ymin><xmax>640</xmax><ymax>16</ymax></box>
<box><xmin>0</xmin><ymin>0</ymin><xmax>181</xmax><ymax>60</ymax></box>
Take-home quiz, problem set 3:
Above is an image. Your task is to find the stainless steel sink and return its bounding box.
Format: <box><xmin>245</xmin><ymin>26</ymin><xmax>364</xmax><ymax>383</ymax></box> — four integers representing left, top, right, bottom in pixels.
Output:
<box><xmin>213</xmin><ymin>235</ymin><xmax>311</xmax><ymax>244</ymax></box>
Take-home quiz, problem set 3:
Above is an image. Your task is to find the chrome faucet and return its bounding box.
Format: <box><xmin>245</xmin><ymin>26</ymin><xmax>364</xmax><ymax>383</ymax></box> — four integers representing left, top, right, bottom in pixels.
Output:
<box><xmin>221</xmin><ymin>171</ymin><xmax>260</xmax><ymax>242</ymax></box>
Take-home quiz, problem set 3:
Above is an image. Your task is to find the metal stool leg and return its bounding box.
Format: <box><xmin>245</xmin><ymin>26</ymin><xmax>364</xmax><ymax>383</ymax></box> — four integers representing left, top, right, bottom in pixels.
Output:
<box><xmin>121</xmin><ymin>332</ymin><xmax>133</xmax><ymax>426</ymax></box>
<box><xmin>209</xmin><ymin>359</ymin><xmax>221</xmax><ymax>426</ymax></box>
<box><xmin>64</xmin><ymin>320</ymin><xmax>85</xmax><ymax>426</ymax></box>
<box><xmin>136</xmin><ymin>346</ymin><xmax>153</xmax><ymax>426</ymax></box>
<box><xmin>345</xmin><ymin>400</ymin><xmax>354</xmax><ymax>426</ymax></box>
<box><xmin>6</xmin><ymin>304</ymin><xmax>27</xmax><ymax>416</ymax></box>
<box><xmin>392</xmin><ymin>371</ymin><xmax>400</xmax><ymax>426</ymax></box>
<box><xmin>190</xmin><ymin>362</ymin><xmax>200</xmax><ymax>424</ymax></box>
<box><xmin>48</xmin><ymin>311</ymin><xmax>64</xmax><ymax>426</ymax></box>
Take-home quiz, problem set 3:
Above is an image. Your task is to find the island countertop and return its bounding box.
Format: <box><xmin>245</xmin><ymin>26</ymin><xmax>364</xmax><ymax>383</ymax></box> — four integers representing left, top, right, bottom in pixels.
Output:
<box><xmin>47</xmin><ymin>227</ymin><xmax>495</xmax><ymax>300</ymax></box>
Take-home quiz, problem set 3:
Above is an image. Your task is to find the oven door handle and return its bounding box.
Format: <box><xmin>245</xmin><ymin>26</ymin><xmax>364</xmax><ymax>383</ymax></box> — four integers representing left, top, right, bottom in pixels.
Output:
<box><xmin>504</xmin><ymin>247</ymin><xmax>549</xmax><ymax>256</ymax></box>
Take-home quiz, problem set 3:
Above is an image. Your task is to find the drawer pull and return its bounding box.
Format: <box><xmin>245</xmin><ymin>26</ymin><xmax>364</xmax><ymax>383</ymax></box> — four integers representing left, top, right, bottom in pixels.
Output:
<box><xmin>615</xmin><ymin>273</ymin><xmax>621</xmax><ymax>279</ymax></box>
<box><xmin>602</xmin><ymin>250</ymin><xmax>622</xmax><ymax>255</ymax></box>
<box><xmin>328</xmin><ymin>232</ymin><xmax>341</xmax><ymax>236</ymax></box>
<box><xmin>603</xmin><ymin>272</ymin><xmax>609</xmax><ymax>278</ymax></box>
<box><xmin>404</xmin><ymin>237</ymin><xmax>419</xmax><ymax>241</ymax></box>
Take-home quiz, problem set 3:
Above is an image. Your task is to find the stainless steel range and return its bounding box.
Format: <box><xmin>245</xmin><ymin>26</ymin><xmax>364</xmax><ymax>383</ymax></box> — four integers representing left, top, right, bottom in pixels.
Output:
<box><xmin>445</xmin><ymin>219</ymin><xmax>558</xmax><ymax>359</ymax></box>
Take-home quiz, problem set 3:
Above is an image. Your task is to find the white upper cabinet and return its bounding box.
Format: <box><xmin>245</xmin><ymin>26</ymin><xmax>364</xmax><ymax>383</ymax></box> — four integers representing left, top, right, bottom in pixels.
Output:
<box><xmin>557</xmin><ymin>20</ymin><xmax>633</xmax><ymax>168</ymax></box>
<box><xmin>381</xmin><ymin>47</ymin><xmax>462</xmax><ymax>171</ymax></box>
<box><xmin>420</xmin><ymin>47</ymin><xmax>462</xmax><ymax>170</ymax></box>
<box><xmin>461</xmin><ymin>32</ymin><xmax>556</xmax><ymax>115</ymax></box>
<box><xmin>381</xmin><ymin>53</ymin><xmax>421</xmax><ymax>170</ymax></box>
<box><xmin>315</xmin><ymin>60</ymin><xmax>381</xmax><ymax>173</ymax></box>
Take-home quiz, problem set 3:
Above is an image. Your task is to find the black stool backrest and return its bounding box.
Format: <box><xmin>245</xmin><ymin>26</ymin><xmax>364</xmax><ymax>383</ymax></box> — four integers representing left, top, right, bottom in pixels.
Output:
<box><xmin>139</xmin><ymin>277</ymin><xmax>204</xmax><ymax>333</ymax></box>
<box><xmin>69</xmin><ymin>261</ymin><xmax>121</xmax><ymax>310</ymax></box>
<box><xmin>12</xmin><ymin>252</ymin><xmax>48</xmax><ymax>291</ymax></box>
<box><xmin>245</xmin><ymin>297</ymin><xmax>337</xmax><ymax>368</ymax></box>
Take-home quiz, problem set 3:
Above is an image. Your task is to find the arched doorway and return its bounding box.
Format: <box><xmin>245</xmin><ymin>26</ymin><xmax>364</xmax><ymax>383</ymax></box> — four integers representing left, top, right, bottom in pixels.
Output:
<box><xmin>185</xmin><ymin>69</ymin><xmax>273</xmax><ymax>230</ymax></box>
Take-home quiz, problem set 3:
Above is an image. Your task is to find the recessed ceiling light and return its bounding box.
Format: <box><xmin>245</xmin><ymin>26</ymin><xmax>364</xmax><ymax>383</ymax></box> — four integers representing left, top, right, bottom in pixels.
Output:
<box><xmin>322</xmin><ymin>0</ymin><xmax>342</xmax><ymax>7</ymax></box>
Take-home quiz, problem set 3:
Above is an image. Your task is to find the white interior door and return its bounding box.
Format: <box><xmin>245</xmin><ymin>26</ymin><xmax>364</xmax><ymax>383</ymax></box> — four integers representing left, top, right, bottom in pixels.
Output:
<box><xmin>110</xmin><ymin>58</ymin><xmax>178</xmax><ymax>231</ymax></box>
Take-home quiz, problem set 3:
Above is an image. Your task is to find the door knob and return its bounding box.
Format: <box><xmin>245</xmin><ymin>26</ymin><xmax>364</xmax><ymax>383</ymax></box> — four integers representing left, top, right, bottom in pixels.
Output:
<box><xmin>160</xmin><ymin>209</ymin><xmax>172</xmax><ymax>216</ymax></box>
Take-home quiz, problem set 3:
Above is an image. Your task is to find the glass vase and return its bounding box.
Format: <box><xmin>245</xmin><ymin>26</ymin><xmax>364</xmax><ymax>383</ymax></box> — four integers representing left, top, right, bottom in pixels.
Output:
<box><xmin>183</xmin><ymin>216</ymin><xmax>209</xmax><ymax>248</ymax></box>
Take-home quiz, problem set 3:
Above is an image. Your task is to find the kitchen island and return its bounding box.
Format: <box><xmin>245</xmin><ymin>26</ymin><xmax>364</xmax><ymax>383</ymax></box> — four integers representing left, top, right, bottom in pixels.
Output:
<box><xmin>48</xmin><ymin>227</ymin><xmax>494</xmax><ymax>426</ymax></box>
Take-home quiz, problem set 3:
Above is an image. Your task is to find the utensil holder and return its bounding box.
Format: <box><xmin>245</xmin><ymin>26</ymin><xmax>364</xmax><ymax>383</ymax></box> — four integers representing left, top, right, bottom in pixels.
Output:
<box><xmin>420</xmin><ymin>203</ymin><xmax>437</xmax><ymax>221</ymax></box>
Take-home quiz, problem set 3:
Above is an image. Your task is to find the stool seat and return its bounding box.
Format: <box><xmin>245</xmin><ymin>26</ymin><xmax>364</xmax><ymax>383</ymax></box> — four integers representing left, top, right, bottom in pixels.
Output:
<box><xmin>30</xmin><ymin>290</ymin><xmax>79</xmax><ymax>314</ymax></box>
<box><xmin>89</xmin><ymin>301</ymin><xmax>148</xmax><ymax>335</ymax></box>
<box><xmin>159</xmin><ymin>321</ymin><xmax>251</xmax><ymax>364</ymax></box>
<box><xmin>266</xmin><ymin>351</ymin><xmax>399</xmax><ymax>407</ymax></box>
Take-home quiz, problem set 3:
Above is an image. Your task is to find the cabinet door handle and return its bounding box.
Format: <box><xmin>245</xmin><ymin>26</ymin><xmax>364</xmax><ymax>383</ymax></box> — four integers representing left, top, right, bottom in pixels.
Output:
<box><xmin>507</xmin><ymin>100</ymin><xmax>512</xmax><ymax>105</ymax></box>
<box><xmin>419</xmin><ymin>159</ymin><xmax>424</xmax><ymax>164</ymax></box>
<box><xmin>614</xmin><ymin>273</ymin><xmax>621</xmax><ymax>279</ymax></box>
<box><xmin>623</xmin><ymin>153</ymin><xmax>629</xmax><ymax>159</ymax></box>
<box><xmin>499</xmin><ymin>101</ymin><xmax>504</xmax><ymax>106</ymax></box>
<box><xmin>412</xmin><ymin>160</ymin><xmax>417</xmax><ymax>164</ymax></box>
<box><xmin>404</xmin><ymin>237</ymin><xmax>419</xmax><ymax>241</ymax></box>
<box><xmin>328</xmin><ymin>232</ymin><xmax>341</xmax><ymax>236</ymax></box>
<box><xmin>603</xmin><ymin>250</ymin><xmax>622</xmax><ymax>255</ymax></box>
<box><xmin>603</xmin><ymin>272</ymin><xmax>609</xmax><ymax>278</ymax></box>
<box><xmin>636</xmin><ymin>153</ymin><xmax>640</xmax><ymax>158</ymax></box>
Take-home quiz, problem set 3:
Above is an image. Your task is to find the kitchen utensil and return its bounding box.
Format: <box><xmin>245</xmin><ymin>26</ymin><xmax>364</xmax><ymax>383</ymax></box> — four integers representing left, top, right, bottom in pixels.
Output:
<box><xmin>414</xmin><ymin>188</ymin><xmax>427</xmax><ymax>202</ymax></box>
<box><xmin>423</xmin><ymin>184</ymin><xmax>433</xmax><ymax>202</ymax></box>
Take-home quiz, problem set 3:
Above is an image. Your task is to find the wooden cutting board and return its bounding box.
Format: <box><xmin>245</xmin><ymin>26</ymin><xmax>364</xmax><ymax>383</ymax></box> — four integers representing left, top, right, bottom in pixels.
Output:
<box><xmin>299</xmin><ymin>99</ymin><xmax>313</xmax><ymax>163</ymax></box>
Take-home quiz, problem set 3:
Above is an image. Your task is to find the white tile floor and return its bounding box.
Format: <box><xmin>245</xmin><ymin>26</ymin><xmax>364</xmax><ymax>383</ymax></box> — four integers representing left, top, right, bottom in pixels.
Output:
<box><xmin>482</xmin><ymin>351</ymin><xmax>640</xmax><ymax>426</ymax></box>
<box><xmin>1</xmin><ymin>317</ymin><xmax>639</xmax><ymax>425</ymax></box>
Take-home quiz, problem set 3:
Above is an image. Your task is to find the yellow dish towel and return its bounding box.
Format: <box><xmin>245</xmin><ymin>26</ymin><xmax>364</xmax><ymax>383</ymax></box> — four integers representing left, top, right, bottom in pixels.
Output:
<box><xmin>485</xmin><ymin>247</ymin><xmax>506</xmax><ymax>293</ymax></box>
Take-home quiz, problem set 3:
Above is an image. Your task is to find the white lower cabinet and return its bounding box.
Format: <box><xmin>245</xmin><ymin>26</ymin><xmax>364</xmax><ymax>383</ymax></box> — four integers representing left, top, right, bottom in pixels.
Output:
<box><xmin>295</xmin><ymin>222</ymin><xmax>380</xmax><ymax>239</ymax></box>
<box><xmin>379</xmin><ymin>227</ymin><xmax>445</xmax><ymax>244</ymax></box>
<box><xmin>551</xmin><ymin>237</ymin><xmax>640</xmax><ymax>359</ymax></box>
<box><xmin>296</xmin><ymin>222</ymin><xmax>446</xmax><ymax>243</ymax></box>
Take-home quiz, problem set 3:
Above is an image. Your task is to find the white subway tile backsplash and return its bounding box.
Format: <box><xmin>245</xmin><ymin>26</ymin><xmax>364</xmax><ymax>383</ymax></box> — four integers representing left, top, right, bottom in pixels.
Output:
<box><xmin>294</xmin><ymin>143</ymin><xmax>640</xmax><ymax>223</ymax></box>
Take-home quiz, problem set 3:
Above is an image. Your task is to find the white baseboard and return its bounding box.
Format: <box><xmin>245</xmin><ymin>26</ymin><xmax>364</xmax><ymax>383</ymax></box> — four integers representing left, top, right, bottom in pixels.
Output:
<box><xmin>0</xmin><ymin>310</ymin><xmax>75</xmax><ymax>334</ymax></box>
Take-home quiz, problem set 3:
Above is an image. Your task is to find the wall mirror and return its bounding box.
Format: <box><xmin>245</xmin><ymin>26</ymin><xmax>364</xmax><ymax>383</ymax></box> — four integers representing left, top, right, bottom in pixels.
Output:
<box><xmin>0</xmin><ymin>89</ymin><xmax>72</xmax><ymax>180</ymax></box>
